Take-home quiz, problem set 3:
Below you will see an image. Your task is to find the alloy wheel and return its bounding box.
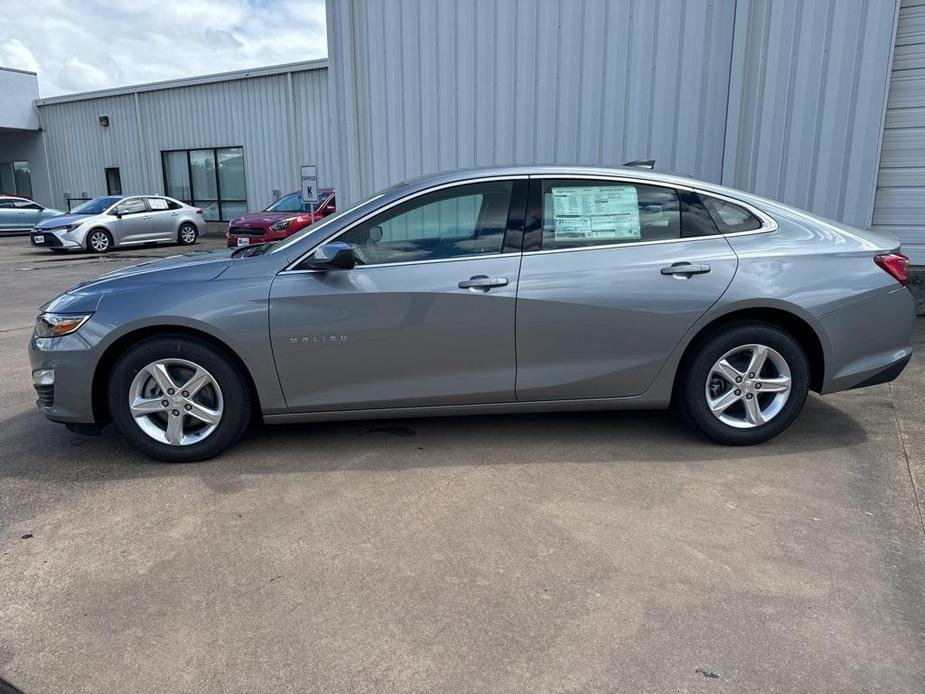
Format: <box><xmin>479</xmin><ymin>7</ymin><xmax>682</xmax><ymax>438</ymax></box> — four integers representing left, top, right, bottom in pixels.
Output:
<box><xmin>179</xmin><ymin>225</ymin><xmax>197</xmax><ymax>244</ymax></box>
<box><xmin>89</xmin><ymin>231</ymin><xmax>110</xmax><ymax>252</ymax></box>
<box><xmin>128</xmin><ymin>358</ymin><xmax>224</xmax><ymax>446</ymax></box>
<box><xmin>705</xmin><ymin>343</ymin><xmax>791</xmax><ymax>429</ymax></box>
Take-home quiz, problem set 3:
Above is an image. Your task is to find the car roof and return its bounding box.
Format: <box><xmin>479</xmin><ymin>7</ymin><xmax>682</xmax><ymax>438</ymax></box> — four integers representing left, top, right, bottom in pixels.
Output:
<box><xmin>381</xmin><ymin>165</ymin><xmax>790</xmax><ymax>214</ymax></box>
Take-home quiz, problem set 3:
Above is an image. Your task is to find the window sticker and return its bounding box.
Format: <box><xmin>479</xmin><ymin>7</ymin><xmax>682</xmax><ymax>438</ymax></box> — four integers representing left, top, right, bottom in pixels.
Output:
<box><xmin>551</xmin><ymin>186</ymin><xmax>640</xmax><ymax>241</ymax></box>
<box><xmin>148</xmin><ymin>198</ymin><xmax>169</xmax><ymax>210</ymax></box>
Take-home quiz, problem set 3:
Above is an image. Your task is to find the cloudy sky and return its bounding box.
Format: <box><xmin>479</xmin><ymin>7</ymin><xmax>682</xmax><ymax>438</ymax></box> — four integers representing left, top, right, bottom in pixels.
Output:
<box><xmin>0</xmin><ymin>0</ymin><xmax>327</xmax><ymax>97</ymax></box>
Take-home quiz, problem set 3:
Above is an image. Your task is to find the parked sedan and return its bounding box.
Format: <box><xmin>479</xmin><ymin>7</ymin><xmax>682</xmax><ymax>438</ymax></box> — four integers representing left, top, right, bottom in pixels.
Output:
<box><xmin>29</xmin><ymin>167</ymin><xmax>914</xmax><ymax>461</ymax></box>
<box><xmin>226</xmin><ymin>189</ymin><xmax>335</xmax><ymax>247</ymax></box>
<box><xmin>0</xmin><ymin>196</ymin><xmax>64</xmax><ymax>232</ymax></box>
<box><xmin>31</xmin><ymin>195</ymin><xmax>206</xmax><ymax>252</ymax></box>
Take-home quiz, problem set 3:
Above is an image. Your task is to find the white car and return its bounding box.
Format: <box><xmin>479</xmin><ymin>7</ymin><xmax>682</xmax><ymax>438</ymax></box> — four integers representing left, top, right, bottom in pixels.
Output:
<box><xmin>30</xmin><ymin>195</ymin><xmax>206</xmax><ymax>252</ymax></box>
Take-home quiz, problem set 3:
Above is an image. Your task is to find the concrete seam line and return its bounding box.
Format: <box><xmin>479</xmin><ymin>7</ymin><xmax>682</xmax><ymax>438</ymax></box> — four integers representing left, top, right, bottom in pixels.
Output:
<box><xmin>0</xmin><ymin>325</ymin><xmax>34</xmax><ymax>334</ymax></box>
<box><xmin>888</xmin><ymin>383</ymin><xmax>925</xmax><ymax>539</ymax></box>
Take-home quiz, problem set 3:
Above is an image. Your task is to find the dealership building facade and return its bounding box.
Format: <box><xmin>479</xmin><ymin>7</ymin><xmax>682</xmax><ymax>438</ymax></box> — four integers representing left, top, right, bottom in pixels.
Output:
<box><xmin>2</xmin><ymin>0</ymin><xmax>925</xmax><ymax>263</ymax></box>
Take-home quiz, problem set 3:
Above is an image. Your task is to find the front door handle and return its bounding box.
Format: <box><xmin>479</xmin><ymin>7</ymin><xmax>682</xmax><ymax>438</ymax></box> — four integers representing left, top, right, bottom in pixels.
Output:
<box><xmin>661</xmin><ymin>262</ymin><xmax>711</xmax><ymax>276</ymax></box>
<box><xmin>458</xmin><ymin>275</ymin><xmax>509</xmax><ymax>291</ymax></box>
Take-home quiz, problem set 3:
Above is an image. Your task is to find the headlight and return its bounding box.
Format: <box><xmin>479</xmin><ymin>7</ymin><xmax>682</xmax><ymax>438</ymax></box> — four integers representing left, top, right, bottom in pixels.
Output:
<box><xmin>35</xmin><ymin>313</ymin><xmax>92</xmax><ymax>337</ymax></box>
<box><xmin>269</xmin><ymin>219</ymin><xmax>292</xmax><ymax>231</ymax></box>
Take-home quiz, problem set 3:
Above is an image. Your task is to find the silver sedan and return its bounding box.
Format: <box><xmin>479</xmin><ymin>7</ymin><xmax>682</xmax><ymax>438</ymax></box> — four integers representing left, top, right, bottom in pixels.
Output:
<box><xmin>30</xmin><ymin>195</ymin><xmax>206</xmax><ymax>252</ymax></box>
<box><xmin>28</xmin><ymin>166</ymin><xmax>915</xmax><ymax>461</ymax></box>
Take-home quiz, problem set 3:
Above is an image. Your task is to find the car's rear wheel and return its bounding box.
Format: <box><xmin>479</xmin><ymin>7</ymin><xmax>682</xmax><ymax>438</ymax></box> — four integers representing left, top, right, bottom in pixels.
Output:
<box><xmin>86</xmin><ymin>229</ymin><xmax>112</xmax><ymax>253</ymax></box>
<box><xmin>679</xmin><ymin>323</ymin><xmax>809</xmax><ymax>445</ymax></box>
<box><xmin>107</xmin><ymin>337</ymin><xmax>251</xmax><ymax>462</ymax></box>
<box><xmin>178</xmin><ymin>223</ymin><xmax>198</xmax><ymax>245</ymax></box>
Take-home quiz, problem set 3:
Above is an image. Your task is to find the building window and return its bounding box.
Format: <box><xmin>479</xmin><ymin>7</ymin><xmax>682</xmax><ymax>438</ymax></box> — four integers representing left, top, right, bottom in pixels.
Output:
<box><xmin>161</xmin><ymin>147</ymin><xmax>246</xmax><ymax>221</ymax></box>
<box><xmin>105</xmin><ymin>167</ymin><xmax>122</xmax><ymax>195</ymax></box>
<box><xmin>0</xmin><ymin>161</ymin><xmax>32</xmax><ymax>198</ymax></box>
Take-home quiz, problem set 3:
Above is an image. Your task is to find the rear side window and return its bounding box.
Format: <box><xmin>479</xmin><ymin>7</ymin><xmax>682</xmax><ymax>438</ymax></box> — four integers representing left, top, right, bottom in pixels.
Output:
<box><xmin>702</xmin><ymin>196</ymin><xmax>763</xmax><ymax>233</ymax></box>
<box><xmin>147</xmin><ymin>198</ymin><xmax>169</xmax><ymax>210</ymax></box>
<box><xmin>539</xmin><ymin>180</ymin><xmax>680</xmax><ymax>250</ymax></box>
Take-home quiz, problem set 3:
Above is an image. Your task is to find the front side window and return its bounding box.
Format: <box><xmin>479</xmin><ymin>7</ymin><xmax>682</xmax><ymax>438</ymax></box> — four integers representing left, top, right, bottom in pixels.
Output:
<box><xmin>115</xmin><ymin>198</ymin><xmax>146</xmax><ymax>215</ymax></box>
<box><xmin>338</xmin><ymin>181</ymin><xmax>513</xmax><ymax>265</ymax></box>
<box><xmin>161</xmin><ymin>147</ymin><xmax>246</xmax><ymax>221</ymax></box>
<box><xmin>539</xmin><ymin>181</ymin><xmax>680</xmax><ymax>250</ymax></box>
<box><xmin>702</xmin><ymin>196</ymin><xmax>762</xmax><ymax>233</ymax></box>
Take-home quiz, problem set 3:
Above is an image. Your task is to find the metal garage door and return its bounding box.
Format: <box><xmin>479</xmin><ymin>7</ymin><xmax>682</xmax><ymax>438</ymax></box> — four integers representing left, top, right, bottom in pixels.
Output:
<box><xmin>874</xmin><ymin>0</ymin><xmax>925</xmax><ymax>265</ymax></box>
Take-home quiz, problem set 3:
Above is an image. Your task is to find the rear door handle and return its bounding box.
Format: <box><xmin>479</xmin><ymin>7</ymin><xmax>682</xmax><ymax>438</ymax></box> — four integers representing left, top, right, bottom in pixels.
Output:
<box><xmin>661</xmin><ymin>262</ymin><xmax>711</xmax><ymax>276</ymax></box>
<box><xmin>458</xmin><ymin>275</ymin><xmax>509</xmax><ymax>290</ymax></box>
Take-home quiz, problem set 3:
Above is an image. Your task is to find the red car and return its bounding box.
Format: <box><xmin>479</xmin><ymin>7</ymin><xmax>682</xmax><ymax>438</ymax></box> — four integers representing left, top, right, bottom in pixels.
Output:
<box><xmin>226</xmin><ymin>189</ymin><xmax>335</xmax><ymax>247</ymax></box>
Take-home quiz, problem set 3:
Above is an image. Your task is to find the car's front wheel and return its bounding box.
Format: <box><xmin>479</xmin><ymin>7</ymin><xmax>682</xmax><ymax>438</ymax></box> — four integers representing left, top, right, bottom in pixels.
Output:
<box><xmin>86</xmin><ymin>229</ymin><xmax>112</xmax><ymax>253</ymax></box>
<box><xmin>178</xmin><ymin>223</ymin><xmax>198</xmax><ymax>246</ymax></box>
<box><xmin>107</xmin><ymin>337</ymin><xmax>252</xmax><ymax>461</ymax></box>
<box><xmin>679</xmin><ymin>323</ymin><xmax>810</xmax><ymax>445</ymax></box>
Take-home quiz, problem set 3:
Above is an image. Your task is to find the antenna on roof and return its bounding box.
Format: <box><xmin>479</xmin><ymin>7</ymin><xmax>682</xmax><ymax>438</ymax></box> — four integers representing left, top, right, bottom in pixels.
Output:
<box><xmin>623</xmin><ymin>159</ymin><xmax>655</xmax><ymax>169</ymax></box>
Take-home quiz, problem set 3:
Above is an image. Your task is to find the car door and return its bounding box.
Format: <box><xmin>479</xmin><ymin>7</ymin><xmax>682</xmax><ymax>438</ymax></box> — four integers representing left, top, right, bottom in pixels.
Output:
<box><xmin>269</xmin><ymin>178</ymin><xmax>525</xmax><ymax>412</ymax></box>
<box><xmin>0</xmin><ymin>198</ymin><xmax>16</xmax><ymax>229</ymax></box>
<box><xmin>112</xmin><ymin>197</ymin><xmax>152</xmax><ymax>244</ymax></box>
<box><xmin>13</xmin><ymin>200</ymin><xmax>44</xmax><ymax>228</ymax></box>
<box><xmin>0</xmin><ymin>198</ymin><xmax>40</xmax><ymax>230</ymax></box>
<box><xmin>514</xmin><ymin>176</ymin><xmax>739</xmax><ymax>400</ymax></box>
<box><xmin>145</xmin><ymin>197</ymin><xmax>179</xmax><ymax>240</ymax></box>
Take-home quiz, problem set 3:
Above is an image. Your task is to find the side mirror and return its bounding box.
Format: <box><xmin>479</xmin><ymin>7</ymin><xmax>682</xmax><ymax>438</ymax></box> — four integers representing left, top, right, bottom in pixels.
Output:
<box><xmin>305</xmin><ymin>241</ymin><xmax>356</xmax><ymax>271</ymax></box>
<box><xmin>323</xmin><ymin>204</ymin><xmax>336</xmax><ymax>214</ymax></box>
<box><xmin>112</xmin><ymin>210</ymin><xmax>123</xmax><ymax>218</ymax></box>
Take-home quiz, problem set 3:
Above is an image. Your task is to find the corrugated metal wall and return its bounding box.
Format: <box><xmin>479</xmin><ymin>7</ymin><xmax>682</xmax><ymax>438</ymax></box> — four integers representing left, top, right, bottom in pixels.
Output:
<box><xmin>327</xmin><ymin>0</ymin><xmax>738</xmax><ymax>204</ymax></box>
<box><xmin>329</xmin><ymin>0</ymin><xmax>900</xmax><ymax>235</ymax></box>
<box><xmin>37</xmin><ymin>64</ymin><xmax>332</xmax><ymax>214</ymax></box>
<box><xmin>873</xmin><ymin>0</ymin><xmax>925</xmax><ymax>263</ymax></box>
<box><xmin>723</xmin><ymin>0</ymin><xmax>900</xmax><ymax>228</ymax></box>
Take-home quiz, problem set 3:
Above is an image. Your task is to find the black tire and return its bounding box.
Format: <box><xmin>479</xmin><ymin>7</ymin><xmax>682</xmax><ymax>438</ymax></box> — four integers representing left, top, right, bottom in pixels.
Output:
<box><xmin>178</xmin><ymin>223</ymin><xmax>198</xmax><ymax>245</ymax></box>
<box><xmin>107</xmin><ymin>336</ymin><xmax>252</xmax><ymax>462</ymax></box>
<box><xmin>86</xmin><ymin>228</ymin><xmax>112</xmax><ymax>253</ymax></box>
<box><xmin>678</xmin><ymin>322</ymin><xmax>809</xmax><ymax>445</ymax></box>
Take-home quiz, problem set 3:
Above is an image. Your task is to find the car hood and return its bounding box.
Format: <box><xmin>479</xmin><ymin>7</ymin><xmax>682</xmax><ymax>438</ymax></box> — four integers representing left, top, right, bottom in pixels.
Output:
<box><xmin>66</xmin><ymin>248</ymin><xmax>237</xmax><ymax>296</ymax></box>
<box><xmin>35</xmin><ymin>213</ymin><xmax>92</xmax><ymax>229</ymax></box>
<box><xmin>230</xmin><ymin>212</ymin><xmax>295</xmax><ymax>229</ymax></box>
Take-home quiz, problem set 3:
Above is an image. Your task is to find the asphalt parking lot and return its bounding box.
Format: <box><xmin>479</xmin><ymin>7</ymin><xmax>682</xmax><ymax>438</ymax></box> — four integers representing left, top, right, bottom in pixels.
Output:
<box><xmin>0</xmin><ymin>235</ymin><xmax>923</xmax><ymax>693</ymax></box>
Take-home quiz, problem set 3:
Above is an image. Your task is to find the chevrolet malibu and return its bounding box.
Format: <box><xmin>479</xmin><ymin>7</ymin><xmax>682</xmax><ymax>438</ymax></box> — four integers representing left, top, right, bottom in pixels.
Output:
<box><xmin>29</xmin><ymin>167</ymin><xmax>915</xmax><ymax>462</ymax></box>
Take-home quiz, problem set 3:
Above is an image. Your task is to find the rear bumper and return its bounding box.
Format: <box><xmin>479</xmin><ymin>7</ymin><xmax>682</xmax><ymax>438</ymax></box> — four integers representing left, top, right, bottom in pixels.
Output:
<box><xmin>816</xmin><ymin>287</ymin><xmax>916</xmax><ymax>394</ymax></box>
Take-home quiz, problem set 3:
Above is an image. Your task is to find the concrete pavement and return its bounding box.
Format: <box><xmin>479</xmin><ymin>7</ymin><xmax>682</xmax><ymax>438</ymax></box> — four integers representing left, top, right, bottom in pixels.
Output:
<box><xmin>0</xmin><ymin>236</ymin><xmax>923</xmax><ymax>693</ymax></box>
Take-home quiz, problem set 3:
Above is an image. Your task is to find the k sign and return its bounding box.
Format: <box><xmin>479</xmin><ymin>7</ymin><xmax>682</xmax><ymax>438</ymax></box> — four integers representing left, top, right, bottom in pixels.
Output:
<box><xmin>300</xmin><ymin>165</ymin><xmax>319</xmax><ymax>205</ymax></box>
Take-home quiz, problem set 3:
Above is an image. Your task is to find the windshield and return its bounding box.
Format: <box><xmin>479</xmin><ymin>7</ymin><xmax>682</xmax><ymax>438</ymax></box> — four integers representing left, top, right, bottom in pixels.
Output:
<box><xmin>71</xmin><ymin>196</ymin><xmax>123</xmax><ymax>215</ymax></box>
<box><xmin>265</xmin><ymin>192</ymin><xmax>304</xmax><ymax>213</ymax></box>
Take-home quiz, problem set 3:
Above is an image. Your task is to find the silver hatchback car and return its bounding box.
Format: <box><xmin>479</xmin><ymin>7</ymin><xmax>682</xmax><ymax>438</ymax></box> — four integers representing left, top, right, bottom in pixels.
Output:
<box><xmin>30</xmin><ymin>195</ymin><xmax>206</xmax><ymax>252</ymax></box>
<box><xmin>29</xmin><ymin>167</ymin><xmax>915</xmax><ymax>461</ymax></box>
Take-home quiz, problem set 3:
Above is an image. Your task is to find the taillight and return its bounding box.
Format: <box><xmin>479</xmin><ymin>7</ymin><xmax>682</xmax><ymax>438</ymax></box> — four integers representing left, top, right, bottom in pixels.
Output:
<box><xmin>195</xmin><ymin>209</ymin><xmax>203</xmax><ymax>215</ymax></box>
<box><xmin>874</xmin><ymin>253</ymin><xmax>909</xmax><ymax>286</ymax></box>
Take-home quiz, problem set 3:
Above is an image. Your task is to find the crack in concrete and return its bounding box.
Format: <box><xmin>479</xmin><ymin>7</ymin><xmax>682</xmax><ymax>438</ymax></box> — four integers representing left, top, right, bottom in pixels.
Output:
<box><xmin>888</xmin><ymin>382</ymin><xmax>925</xmax><ymax>539</ymax></box>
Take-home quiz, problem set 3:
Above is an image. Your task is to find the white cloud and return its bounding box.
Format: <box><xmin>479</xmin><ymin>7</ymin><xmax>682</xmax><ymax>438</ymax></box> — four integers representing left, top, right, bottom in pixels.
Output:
<box><xmin>0</xmin><ymin>37</ymin><xmax>40</xmax><ymax>73</ymax></box>
<box><xmin>0</xmin><ymin>0</ymin><xmax>327</xmax><ymax>96</ymax></box>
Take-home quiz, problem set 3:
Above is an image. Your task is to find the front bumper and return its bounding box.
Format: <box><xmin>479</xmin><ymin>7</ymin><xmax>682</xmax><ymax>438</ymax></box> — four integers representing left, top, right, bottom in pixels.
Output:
<box><xmin>32</xmin><ymin>229</ymin><xmax>84</xmax><ymax>249</ymax></box>
<box><xmin>28</xmin><ymin>330</ymin><xmax>100</xmax><ymax>424</ymax></box>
